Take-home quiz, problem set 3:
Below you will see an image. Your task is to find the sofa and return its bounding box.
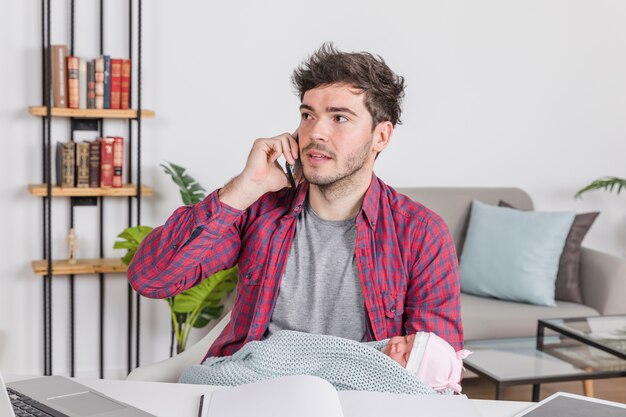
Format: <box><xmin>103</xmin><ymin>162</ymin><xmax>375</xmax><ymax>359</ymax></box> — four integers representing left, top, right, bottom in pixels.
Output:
<box><xmin>128</xmin><ymin>187</ymin><xmax>626</xmax><ymax>382</ymax></box>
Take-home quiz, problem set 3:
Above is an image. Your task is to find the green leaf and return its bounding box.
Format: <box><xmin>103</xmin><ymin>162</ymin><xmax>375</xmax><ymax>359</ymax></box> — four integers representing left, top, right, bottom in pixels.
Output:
<box><xmin>171</xmin><ymin>266</ymin><xmax>238</xmax><ymax>316</ymax></box>
<box><xmin>575</xmin><ymin>177</ymin><xmax>626</xmax><ymax>198</ymax></box>
<box><xmin>113</xmin><ymin>225</ymin><xmax>154</xmax><ymax>265</ymax></box>
<box><xmin>193</xmin><ymin>305</ymin><xmax>224</xmax><ymax>328</ymax></box>
<box><xmin>160</xmin><ymin>161</ymin><xmax>206</xmax><ymax>205</ymax></box>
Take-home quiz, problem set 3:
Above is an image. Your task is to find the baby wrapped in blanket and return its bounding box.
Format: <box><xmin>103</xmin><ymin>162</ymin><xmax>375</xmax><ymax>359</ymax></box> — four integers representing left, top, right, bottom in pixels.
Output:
<box><xmin>179</xmin><ymin>330</ymin><xmax>470</xmax><ymax>395</ymax></box>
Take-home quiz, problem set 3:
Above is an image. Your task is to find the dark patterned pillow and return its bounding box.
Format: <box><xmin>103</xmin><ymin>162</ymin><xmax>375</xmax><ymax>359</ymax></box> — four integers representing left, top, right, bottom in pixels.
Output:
<box><xmin>498</xmin><ymin>200</ymin><xmax>598</xmax><ymax>304</ymax></box>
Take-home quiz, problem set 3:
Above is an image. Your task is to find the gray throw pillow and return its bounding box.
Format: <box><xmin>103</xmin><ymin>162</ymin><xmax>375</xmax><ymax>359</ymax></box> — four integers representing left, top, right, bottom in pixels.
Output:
<box><xmin>499</xmin><ymin>200</ymin><xmax>599</xmax><ymax>304</ymax></box>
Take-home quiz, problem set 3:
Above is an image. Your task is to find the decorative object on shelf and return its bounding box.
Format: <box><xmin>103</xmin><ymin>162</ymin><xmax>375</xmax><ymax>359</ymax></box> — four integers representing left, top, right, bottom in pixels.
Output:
<box><xmin>114</xmin><ymin>162</ymin><xmax>237</xmax><ymax>355</ymax></box>
<box><xmin>66</xmin><ymin>228</ymin><xmax>78</xmax><ymax>265</ymax></box>
<box><xmin>576</xmin><ymin>177</ymin><xmax>626</xmax><ymax>198</ymax></box>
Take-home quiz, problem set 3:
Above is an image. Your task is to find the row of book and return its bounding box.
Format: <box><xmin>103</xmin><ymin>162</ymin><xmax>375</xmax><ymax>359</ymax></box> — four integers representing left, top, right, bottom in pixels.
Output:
<box><xmin>50</xmin><ymin>45</ymin><xmax>131</xmax><ymax>110</ymax></box>
<box><xmin>56</xmin><ymin>137</ymin><xmax>124</xmax><ymax>188</ymax></box>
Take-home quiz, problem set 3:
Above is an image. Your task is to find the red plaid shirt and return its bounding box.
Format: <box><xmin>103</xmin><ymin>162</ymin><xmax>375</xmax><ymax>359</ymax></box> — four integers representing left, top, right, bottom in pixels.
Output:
<box><xmin>128</xmin><ymin>174</ymin><xmax>463</xmax><ymax>359</ymax></box>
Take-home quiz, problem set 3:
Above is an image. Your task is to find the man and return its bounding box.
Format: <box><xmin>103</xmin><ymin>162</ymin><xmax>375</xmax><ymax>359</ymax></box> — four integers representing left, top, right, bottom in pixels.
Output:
<box><xmin>128</xmin><ymin>43</ymin><xmax>463</xmax><ymax>359</ymax></box>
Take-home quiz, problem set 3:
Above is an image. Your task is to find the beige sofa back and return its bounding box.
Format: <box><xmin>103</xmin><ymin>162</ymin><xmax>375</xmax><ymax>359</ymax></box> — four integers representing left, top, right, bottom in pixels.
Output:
<box><xmin>394</xmin><ymin>187</ymin><xmax>533</xmax><ymax>253</ymax></box>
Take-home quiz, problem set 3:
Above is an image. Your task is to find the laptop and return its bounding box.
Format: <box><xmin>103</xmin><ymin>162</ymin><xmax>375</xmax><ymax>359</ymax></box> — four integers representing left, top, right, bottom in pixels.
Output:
<box><xmin>1</xmin><ymin>372</ymin><xmax>155</xmax><ymax>417</ymax></box>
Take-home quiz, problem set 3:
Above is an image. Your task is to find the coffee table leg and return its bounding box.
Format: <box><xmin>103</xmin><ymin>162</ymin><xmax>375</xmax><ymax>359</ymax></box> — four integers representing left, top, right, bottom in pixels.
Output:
<box><xmin>582</xmin><ymin>379</ymin><xmax>595</xmax><ymax>397</ymax></box>
<box><xmin>496</xmin><ymin>384</ymin><xmax>504</xmax><ymax>400</ymax></box>
<box><xmin>532</xmin><ymin>384</ymin><xmax>540</xmax><ymax>402</ymax></box>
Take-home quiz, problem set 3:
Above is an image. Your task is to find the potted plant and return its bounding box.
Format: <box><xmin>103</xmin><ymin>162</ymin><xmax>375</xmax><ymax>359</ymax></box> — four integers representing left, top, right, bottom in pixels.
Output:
<box><xmin>114</xmin><ymin>162</ymin><xmax>237</xmax><ymax>355</ymax></box>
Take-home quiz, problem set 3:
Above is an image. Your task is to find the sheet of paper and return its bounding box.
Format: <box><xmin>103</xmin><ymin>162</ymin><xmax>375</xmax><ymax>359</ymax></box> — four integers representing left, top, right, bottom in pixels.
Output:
<box><xmin>201</xmin><ymin>375</ymin><xmax>344</xmax><ymax>417</ymax></box>
<box><xmin>338</xmin><ymin>391</ymin><xmax>482</xmax><ymax>417</ymax></box>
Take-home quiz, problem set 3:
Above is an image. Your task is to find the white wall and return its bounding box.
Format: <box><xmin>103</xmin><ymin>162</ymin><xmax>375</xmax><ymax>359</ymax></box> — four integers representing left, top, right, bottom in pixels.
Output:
<box><xmin>1</xmin><ymin>0</ymin><xmax>625</xmax><ymax>377</ymax></box>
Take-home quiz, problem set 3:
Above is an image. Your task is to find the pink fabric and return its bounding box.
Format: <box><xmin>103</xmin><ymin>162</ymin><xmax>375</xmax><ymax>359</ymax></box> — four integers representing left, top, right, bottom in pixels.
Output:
<box><xmin>413</xmin><ymin>332</ymin><xmax>471</xmax><ymax>393</ymax></box>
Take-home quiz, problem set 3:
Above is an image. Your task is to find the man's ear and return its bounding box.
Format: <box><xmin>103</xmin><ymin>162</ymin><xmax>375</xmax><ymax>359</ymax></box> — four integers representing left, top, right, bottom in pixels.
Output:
<box><xmin>372</xmin><ymin>121</ymin><xmax>393</xmax><ymax>153</ymax></box>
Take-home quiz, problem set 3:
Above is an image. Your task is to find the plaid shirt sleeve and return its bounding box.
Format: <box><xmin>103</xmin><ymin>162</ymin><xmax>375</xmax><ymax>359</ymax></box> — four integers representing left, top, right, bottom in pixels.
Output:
<box><xmin>128</xmin><ymin>189</ymin><xmax>246</xmax><ymax>299</ymax></box>
<box><xmin>405</xmin><ymin>215</ymin><xmax>464</xmax><ymax>350</ymax></box>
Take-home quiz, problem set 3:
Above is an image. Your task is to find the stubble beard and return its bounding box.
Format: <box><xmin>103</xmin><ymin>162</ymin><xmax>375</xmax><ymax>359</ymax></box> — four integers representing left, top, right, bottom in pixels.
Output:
<box><xmin>304</xmin><ymin>137</ymin><xmax>373</xmax><ymax>199</ymax></box>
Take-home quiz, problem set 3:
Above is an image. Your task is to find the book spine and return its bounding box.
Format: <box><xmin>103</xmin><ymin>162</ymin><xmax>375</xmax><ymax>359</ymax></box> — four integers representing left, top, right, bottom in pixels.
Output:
<box><xmin>121</xmin><ymin>59</ymin><xmax>131</xmax><ymax>110</ymax></box>
<box><xmin>103</xmin><ymin>55</ymin><xmax>111</xmax><ymax>109</ymax></box>
<box><xmin>67</xmin><ymin>56</ymin><xmax>80</xmax><ymax>109</ymax></box>
<box><xmin>79</xmin><ymin>58</ymin><xmax>87</xmax><ymax>109</ymax></box>
<box><xmin>87</xmin><ymin>60</ymin><xmax>95</xmax><ymax>109</ymax></box>
<box><xmin>110</xmin><ymin>59</ymin><xmax>122</xmax><ymax>110</ymax></box>
<box><xmin>51</xmin><ymin>45</ymin><xmax>68</xmax><ymax>108</ymax></box>
<box><xmin>55</xmin><ymin>142</ymin><xmax>63</xmax><ymax>186</ymax></box>
<box><xmin>95</xmin><ymin>57</ymin><xmax>104</xmax><ymax>110</ymax></box>
<box><xmin>100</xmin><ymin>137</ymin><xmax>115</xmax><ymax>188</ymax></box>
<box><xmin>89</xmin><ymin>140</ymin><xmax>101</xmax><ymax>187</ymax></box>
<box><xmin>61</xmin><ymin>141</ymin><xmax>75</xmax><ymax>188</ymax></box>
<box><xmin>76</xmin><ymin>142</ymin><xmax>91</xmax><ymax>188</ymax></box>
<box><xmin>112</xmin><ymin>136</ymin><xmax>124</xmax><ymax>188</ymax></box>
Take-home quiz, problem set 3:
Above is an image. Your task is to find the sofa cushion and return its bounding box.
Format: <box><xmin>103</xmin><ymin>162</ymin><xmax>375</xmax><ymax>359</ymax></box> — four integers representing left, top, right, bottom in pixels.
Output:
<box><xmin>461</xmin><ymin>293</ymin><xmax>599</xmax><ymax>340</ymax></box>
<box><xmin>499</xmin><ymin>200</ymin><xmax>599</xmax><ymax>304</ymax></box>
<box><xmin>459</xmin><ymin>200</ymin><xmax>575</xmax><ymax>306</ymax></box>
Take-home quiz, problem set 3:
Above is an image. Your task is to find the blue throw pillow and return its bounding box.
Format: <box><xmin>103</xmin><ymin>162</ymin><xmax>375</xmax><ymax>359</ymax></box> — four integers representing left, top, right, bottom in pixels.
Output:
<box><xmin>459</xmin><ymin>200</ymin><xmax>576</xmax><ymax>306</ymax></box>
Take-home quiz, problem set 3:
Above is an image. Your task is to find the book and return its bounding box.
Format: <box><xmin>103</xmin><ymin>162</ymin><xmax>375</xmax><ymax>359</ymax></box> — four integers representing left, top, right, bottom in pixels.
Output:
<box><xmin>75</xmin><ymin>142</ymin><xmax>90</xmax><ymax>188</ymax></box>
<box><xmin>78</xmin><ymin>58</ymin><xmax>87</xmax><ymax>109</ymax></box>
<box><xmin>103</xmin><ymin>55</ymin><xmax>111</xmax><ymax>109</ymax></box>
<box><xmin>112</xmin><ymin>136</ymin><xmax>123</xmax><ymax>188</ymax></box>
<box><xmin>50</xmin><ymin>45</ymin><xmax>68</xmax><ymax>108</ymax></box>
<box><xmin>121</xmin><ymin>59</ymin><xmax>131</xmax><ymax>110</ymax></box>
<box><xmin>67</xmin><ymin>56</ymin><xmax>79</xmax><ymax>109</ymax></box>
<box><xmin>88</xmin><ymin>140</ymin><xmax>101</xmax><ymax>188</ymax></box>
<box><xmin>110</xmin><ymin>59</ymin><xmax>122</xmax><ymax>110</ymax></box>
<box><xmin>86</xmin><ymin>60</ymin><xmax>95</xmax><ymax>109</ymax></box>
<box><xmin>99</xmin><ymin>137</ymin><xmax>115</xmax><ymax>187</ymax></box>
<box><xmin>513</xmin><ymin>391</ymin><xmax>626</xmax><ymax>416</ymax></box>
<box><xmin>55</xmin><ymin>141</ymin><xmax>75</xmax><ymax>188</ymax></box>
<box><xmin>198</xmin><ymin>375</ymin><xmax>480</xmax><ymax>417</ymax></box>
<box><xmin>95</xmin><ymin>57</ymin><xmax>104</xmax><ymax>109</ymax></box>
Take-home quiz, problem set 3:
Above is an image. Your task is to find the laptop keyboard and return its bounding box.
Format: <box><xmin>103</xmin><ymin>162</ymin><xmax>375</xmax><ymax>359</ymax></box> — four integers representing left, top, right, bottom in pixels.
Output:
<box><xmin>6</xmin><ymin>387</ymin><xmax>64</xmax><ymax>417</ymax></box>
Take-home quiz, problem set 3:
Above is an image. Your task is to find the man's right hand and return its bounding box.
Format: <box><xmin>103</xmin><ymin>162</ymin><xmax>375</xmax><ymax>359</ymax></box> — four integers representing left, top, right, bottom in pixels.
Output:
<box><xmin>219</xmin><ymin>132</ymin><xmax>299</xmax><ymax>210</ymax></box>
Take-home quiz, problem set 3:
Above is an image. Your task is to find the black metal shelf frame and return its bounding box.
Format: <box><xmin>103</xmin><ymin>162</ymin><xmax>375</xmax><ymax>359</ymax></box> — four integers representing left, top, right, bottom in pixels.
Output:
<box><xmin>39</xmin><ymin>0</ymin><xmax>145</xmax><ymax>378</ymax></box>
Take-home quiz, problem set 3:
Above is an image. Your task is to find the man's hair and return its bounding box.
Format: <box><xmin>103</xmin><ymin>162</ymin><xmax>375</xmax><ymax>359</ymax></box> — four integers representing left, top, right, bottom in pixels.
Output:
<box><xmin>292</xmin><ymin>43</ymin><xmax>406</xmax><ymax>128</ymax></box>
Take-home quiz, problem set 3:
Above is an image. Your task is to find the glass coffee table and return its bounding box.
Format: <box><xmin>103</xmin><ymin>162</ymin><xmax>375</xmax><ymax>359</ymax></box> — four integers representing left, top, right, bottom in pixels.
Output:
<box><xmin>538</xmin><ymin>315</ymin><xmax>626</xmax><ymax>360</ymax></box>
<box><xmin>463</xmin><ymin>334</ymin><xmax>626</xmax><ymax>401</ymax></box>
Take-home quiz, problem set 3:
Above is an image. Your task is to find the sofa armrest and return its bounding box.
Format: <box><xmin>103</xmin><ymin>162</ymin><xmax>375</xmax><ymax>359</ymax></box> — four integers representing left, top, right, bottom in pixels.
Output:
<box><xmin>126</xmin><ymin>311</ymin><xmax>231</xmax><ymax>382</ymax></box>
<box><xmin>580</xmin><ymin>247</ymin><xmax>626</xmax><ymax>315</ymax></box>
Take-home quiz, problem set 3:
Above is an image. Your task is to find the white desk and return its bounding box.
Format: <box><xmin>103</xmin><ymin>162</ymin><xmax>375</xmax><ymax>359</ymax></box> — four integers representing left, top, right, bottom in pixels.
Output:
<box><xmin>74</xmin><ymin>378</ymin><xmax>532</xmax><ymax>417</ymax></box>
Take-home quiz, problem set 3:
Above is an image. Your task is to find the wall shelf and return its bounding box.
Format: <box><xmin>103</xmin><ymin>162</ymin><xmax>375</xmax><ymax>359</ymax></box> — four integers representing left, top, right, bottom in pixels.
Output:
<box><xmin>32</xmin><ymin>258</ymin><xmax>128</xmax><ymax>276</ymax></box>
<box><xmin>28</xmin><ymin>106</ymin><xmax>155</xmax><ymax>119</ymax></box>
<box><xmin>28</xmin><ymin>184</ymin><xmax>153</xmax><ymax>197</ymax></box>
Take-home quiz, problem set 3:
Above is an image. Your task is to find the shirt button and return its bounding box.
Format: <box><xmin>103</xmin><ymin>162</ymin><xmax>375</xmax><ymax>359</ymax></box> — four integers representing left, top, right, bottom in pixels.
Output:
<box><xmin>371</xmin><ymin>221</ymin><xmax>376</xmax><ymax>227</ymax></box>
<box><xmin>293</xmin><ymin>205</ymin><xmax>301</xmax><ymax>212</ymax></box>
<box><xmin>390</xmin><ymin>306</ymin><xmax>396</xmax><ymax>313</ymax></box>
<box><xmin>172</xmin><ymin>244</ymin><xmax>178</xmax><ymax>249</ymax></box>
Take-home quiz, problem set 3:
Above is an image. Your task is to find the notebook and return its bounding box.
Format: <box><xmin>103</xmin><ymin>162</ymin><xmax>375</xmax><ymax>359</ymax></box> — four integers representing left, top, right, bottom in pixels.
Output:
<box><xmin>198</xmin><ymin>375</ymin><xmax>481</xmax><ymax>417</ymax></box>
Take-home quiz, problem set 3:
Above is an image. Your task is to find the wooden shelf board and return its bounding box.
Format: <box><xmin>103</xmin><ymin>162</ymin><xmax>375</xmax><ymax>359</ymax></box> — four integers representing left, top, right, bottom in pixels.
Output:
<box><xmin>28</xmin><ymin>106</ymin><xmax>155</xmax><ymax>119</ymax></box>
<box><xmin>28</xmin><ymin>184</ymin><xmax>153</xmax><ymax>197</ymax></box>
<box><xmin>32</xmin><ymin>258</ymin><xmax>128</xmax><ymax>276</ymax></box>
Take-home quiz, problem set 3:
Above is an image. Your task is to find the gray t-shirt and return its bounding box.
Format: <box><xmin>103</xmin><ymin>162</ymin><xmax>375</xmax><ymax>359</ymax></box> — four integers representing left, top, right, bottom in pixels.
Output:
<box><xmin>266</xmin><ymin>200</ymin><xmax>367</xmax><ymax>341</ymax></box>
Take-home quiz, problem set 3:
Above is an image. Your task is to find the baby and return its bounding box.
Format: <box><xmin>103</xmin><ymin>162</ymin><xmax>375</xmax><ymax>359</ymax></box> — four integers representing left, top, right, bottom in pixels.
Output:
<box><xmin>382</xmin><ymin>332</ymin><xmax>471</xmax><ymax>393</ymax></box>
<box><xmin>180</xmin><ymin>329</ymin><xmax>470</xmax><ymax>395</ymax></box>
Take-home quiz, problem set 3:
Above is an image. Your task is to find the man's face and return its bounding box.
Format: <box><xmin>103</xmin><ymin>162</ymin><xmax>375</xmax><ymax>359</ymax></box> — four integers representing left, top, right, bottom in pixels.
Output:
<box><xmin>297</xmin><ymin>83</ymin><xmax>380</xmax><ymax>188</ymax></box>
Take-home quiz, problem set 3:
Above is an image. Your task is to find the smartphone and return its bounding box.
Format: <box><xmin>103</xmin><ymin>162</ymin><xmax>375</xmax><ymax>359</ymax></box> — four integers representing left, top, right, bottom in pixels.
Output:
<box><xmin>285</xmin><ymin>134</ymin><xmax>300</xmax><ymax>188</ymax></box>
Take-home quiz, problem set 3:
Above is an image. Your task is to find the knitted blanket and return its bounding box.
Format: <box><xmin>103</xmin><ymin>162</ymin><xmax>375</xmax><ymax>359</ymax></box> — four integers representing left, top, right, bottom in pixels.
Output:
<box><xmin>179</xmin><ymin>330</ymin><xmax>437</xmax><ymax>395</ymax></box>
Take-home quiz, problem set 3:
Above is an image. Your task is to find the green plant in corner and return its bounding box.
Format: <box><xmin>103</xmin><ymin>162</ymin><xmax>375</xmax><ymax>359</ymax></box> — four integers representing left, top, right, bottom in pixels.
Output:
<box><xmin>114</xmin><ymin>162</ymin><xmax>238</xmax><ymax>354</ymax></box>
<box><xmin>576</xmin><ymin>177</ymin><xmax>626</xmax><ymax>198</ymax></box>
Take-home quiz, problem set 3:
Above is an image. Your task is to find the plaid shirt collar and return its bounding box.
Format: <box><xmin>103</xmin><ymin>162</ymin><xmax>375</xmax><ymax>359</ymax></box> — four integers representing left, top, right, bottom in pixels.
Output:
<box><xmin>286</xmin><ymin>172</ymin><xmax>380</xmax><ymax>230</ymax></box>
